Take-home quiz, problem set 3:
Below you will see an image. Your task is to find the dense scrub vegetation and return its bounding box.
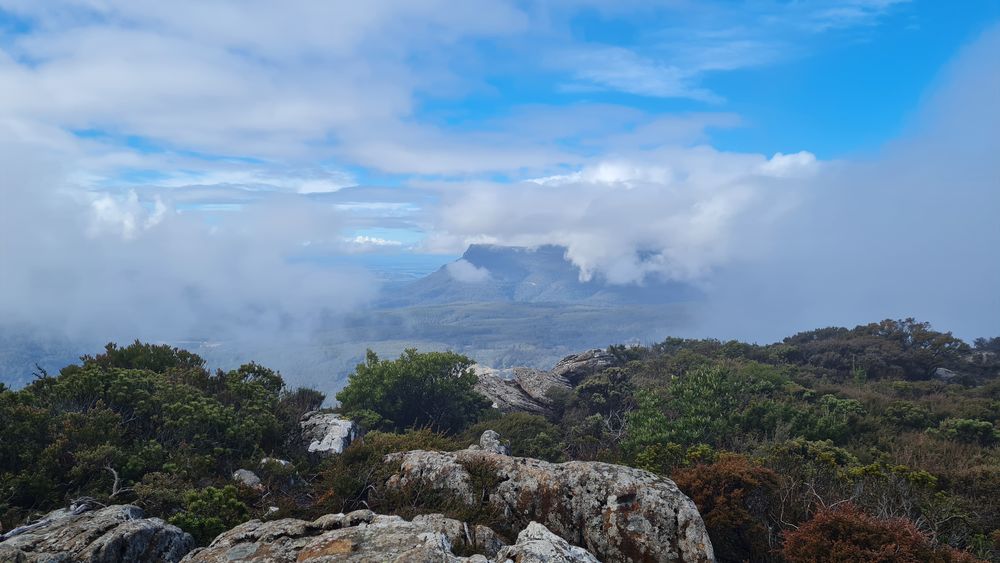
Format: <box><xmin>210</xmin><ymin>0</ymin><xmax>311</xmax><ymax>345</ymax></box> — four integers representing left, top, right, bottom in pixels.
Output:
<box><xmin>1</xmin><ymin>318</ymin><xmax>998</xmax><ymax>562</ymax></box>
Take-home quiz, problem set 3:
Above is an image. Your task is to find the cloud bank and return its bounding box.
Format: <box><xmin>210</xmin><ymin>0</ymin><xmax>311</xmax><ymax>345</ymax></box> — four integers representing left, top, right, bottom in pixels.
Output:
<box><xmin>701</xmin><ymin>24</ymin><xmax>1000</xmax><ymax>342</ymax></box>
<box><xmin>0</xmin><ymin>135</ymin><xmax>376</xmax><ymax>346</ymax></box>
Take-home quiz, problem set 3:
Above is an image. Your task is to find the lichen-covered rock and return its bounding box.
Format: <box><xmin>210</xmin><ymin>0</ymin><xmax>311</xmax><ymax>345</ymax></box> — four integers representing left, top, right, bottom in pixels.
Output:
<box><xmin>386</xmin><ymin>443</ymin><xmax>715</xmax><ymax>562</ymax></box>
<box><xmin>184</xmin><ymin>510</ymin><xmax>517</xmax><ymax>562</ymax></box>
<box><xmin>549</xmin><ymin>349</ymin><xmax>620</xmax><ymax>384</ymax></box>
<box><xmin>477</xmin><ymin>430</ymin><xmax>511</xmax><ymax>455</ymax></box>
<box><xmin>497</xmin><ymin>522</ymin><xmax>599</xmax><ymax>562</ymax></box>
<box><xmin>300</xmin><ymin>411</ymin><xmax>360</xmax><ymax>455</ymax></box>
<box><xmin>182</xmin><ymin>509</ymin><xmax>593</xmax><ymax>563</ymax></box>
<box><xmin>411</xmin><ymin>513</ymin><xmax>507</xmax><ymax>558</ymax></box>
<box><xmin>0</xmin><ymin>503</ymin><xmax>194</xmax><ymax>563</ymax></box>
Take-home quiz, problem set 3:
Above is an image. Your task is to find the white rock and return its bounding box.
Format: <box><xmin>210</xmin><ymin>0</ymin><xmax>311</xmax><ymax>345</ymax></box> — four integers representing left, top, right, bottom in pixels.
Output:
<box><xmin>300</xmin><ymin>411</ymin><xmax>359</xmax><ymax>456</ymax></box>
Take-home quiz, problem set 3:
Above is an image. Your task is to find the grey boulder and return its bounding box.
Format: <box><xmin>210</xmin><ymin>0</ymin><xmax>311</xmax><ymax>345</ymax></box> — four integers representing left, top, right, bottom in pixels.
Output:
<box><xmin>475</xmin><ymin>430</ymin><xmax>511</xmax><ymax>455</ymax></box>
<box><xmin>232</xmin><ymin>469</ymin><xmax>263</xmax><ymax>490</ymax></box>
<box><xmin>0</xmin><ymin>502</ymin><xmax>193</xmax><ymax>563</ymax></box>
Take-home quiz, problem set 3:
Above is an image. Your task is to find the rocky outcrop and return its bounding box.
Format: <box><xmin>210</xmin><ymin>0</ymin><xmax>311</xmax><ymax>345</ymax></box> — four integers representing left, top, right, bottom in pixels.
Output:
<box><xmin>497</xmin><ymin>522</ymin><xmax>599</xmax><ymax>562</ymax></box>
<box><xmin>473</xmin><ymin>365</ymin><xmax>551</xmax><ymax>415</ymax></box>
<box><xmin>182</xmin><ymin>509</ymin><xmax>590</xmax><ymax>562</ymax></box>
<box><xmin>300</xmin><ymin>411</ymin><xmax>360</xmax><ymax>456</ymax></box>
<box><xmin>514</xmin><ymin>367</ymin><xmax>571</xmax><ymax>405</ymax></box>
<box><xmin>0</xmin><ymin>501</ymin><xmax>194</xmax><ymax>563</ymax></box>
<box><xmin>472</xmin><ymin>349</ymin><xmax>614</xmax><ymax>416</ymax></box>
<box><xmin>385</xmin><ymin>434</ymin><xmax>715</xmax><ymax>563</ymax></box>
<box><xmin>473</xmin><ymin>356</ymin><xmax>582</xmax><ymax>415</ymax></box>
<box><xmin>549</xmin><ymin>348</ymin><xmax>620</xmax><ymax>384</ymax></box>
<box><xmin>259</xmin><ymin>457</ymin><xmax>292</xmax><ymax>469</ymax></box>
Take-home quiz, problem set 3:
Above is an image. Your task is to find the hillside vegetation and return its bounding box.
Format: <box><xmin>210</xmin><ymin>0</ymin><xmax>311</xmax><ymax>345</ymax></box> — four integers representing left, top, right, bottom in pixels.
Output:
<box><xmin>1</xmin><ymin>318</ymin><xmax>998</xmax><ymax>561</ymax></box>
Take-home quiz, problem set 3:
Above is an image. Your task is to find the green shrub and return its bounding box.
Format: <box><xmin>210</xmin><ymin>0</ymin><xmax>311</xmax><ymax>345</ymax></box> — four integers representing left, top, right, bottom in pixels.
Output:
<box><xmin>936</xmin><ymin>418</ymin><xmax>998</xmax><ymax>445</ymax></box>
<box><xmin>168</xmin><ymin>485</ymin><xmax>249</xmax><ymax>546</ymax></box>
<box><xmin>884</xmin><ymin>400</ymin><xmax>933</xmax><ymax>429</ymax></box>
<box><xmin>336</xmin><ymin>349</ymin><xmax>491</xmax><ymax>434</ymax></box>
<box><xmin>462</xmin><ymin>413</ymin><xmax>564</xmax><ymax>462</ymax></box>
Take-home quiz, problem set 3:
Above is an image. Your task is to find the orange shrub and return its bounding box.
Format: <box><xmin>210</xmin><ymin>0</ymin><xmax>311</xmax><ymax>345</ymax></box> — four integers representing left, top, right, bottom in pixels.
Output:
<box><xmin>782</xmin><ymin>503</ymin><xmax>984</xmax><ymax>563</ymax></box>
<box><xmin>673</xmin><ymin>453</ymin><xmax>781</xmax><ymax>562</ymax></box>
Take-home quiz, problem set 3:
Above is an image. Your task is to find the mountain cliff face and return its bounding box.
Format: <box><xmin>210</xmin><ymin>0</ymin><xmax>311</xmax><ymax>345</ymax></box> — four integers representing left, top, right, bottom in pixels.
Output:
<box><xmin>379</xmin><ymin>244</ymin><xmax>700</xmax><ymax>307</ymax></box>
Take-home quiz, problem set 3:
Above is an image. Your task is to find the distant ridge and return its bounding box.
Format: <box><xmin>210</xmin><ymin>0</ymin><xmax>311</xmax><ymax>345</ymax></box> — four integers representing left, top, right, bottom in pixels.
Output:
<box><xmin>378</xmin><ymin>244</ymin><xmax>700</xmax><ymax>307</ymax></box>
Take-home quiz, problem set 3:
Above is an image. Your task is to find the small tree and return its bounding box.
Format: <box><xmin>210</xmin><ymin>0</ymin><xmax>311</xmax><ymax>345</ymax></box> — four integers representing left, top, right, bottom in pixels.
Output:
<box><xmin>336</xmin><ymin>349</ymin><xmax>491</xmax><ymax>434</ymax></box>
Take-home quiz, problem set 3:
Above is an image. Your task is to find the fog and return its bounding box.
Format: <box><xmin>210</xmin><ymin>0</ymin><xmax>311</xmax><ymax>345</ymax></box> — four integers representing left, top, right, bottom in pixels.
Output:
<box><xmin>0</xmin><ymin>137</ymin><xmax>377</xmax><ymax>365</ymax></box>
<box><xmin>698</xmin><ymin>25</ymin><xmax>1000</xmax><ymax>342</ymax></box>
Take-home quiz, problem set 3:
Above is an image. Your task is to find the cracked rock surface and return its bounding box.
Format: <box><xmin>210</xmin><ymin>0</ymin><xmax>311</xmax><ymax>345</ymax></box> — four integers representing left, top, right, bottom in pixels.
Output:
<box><xmin>182</xmin><ymin>509</ymin><xmax>599</xmax><ymax>562</ymax></box>
<box><xmin>385</xmin><ymin>442</ymin><xmax>715</xmax><ymax>563</ymax></box>
<box><xmin>0</xmin><ymin>503</ymin><xmax>194</xmax><ymax>563</ymax></box>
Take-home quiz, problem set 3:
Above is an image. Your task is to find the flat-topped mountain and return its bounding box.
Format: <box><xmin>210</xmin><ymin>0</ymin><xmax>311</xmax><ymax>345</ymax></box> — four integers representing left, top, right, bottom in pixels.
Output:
<box><xmin>379</xmin><ymin>244</ymin><xmax>699</xmax><ymax>307</ymax></box>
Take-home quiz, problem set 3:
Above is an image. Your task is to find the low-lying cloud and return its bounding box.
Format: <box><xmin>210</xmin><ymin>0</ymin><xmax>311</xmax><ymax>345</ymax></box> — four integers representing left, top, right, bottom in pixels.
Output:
<box><xmin>427</xmin><ymin>148</ymin><xmax>817</xmax><ymax>285</ymax></box>
<box><xmin>701</xmin><ymin>24</ymin><xmax>1000</xmax><ymax>342</ymax></box>
<box><xmin>446</xmin><ymin>259</ymin><xmax>491</xmax><ymax>283</ymax></box>
<box><xmin>0</xmin><ymin>137</ymin><xmax>376</xmax><ymax>347</ymax></box>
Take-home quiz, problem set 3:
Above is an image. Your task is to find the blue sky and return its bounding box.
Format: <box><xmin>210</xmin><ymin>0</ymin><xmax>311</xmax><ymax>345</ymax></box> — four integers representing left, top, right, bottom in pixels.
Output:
<box><xmin>1</xmin><ymin>0</ymin><xmax>998</xmax><ymax>340</ymax></box>
<box><xmin>2</xmin><ymin>1</ymin><xmax>995</xmax><ymax>176</ymax></box>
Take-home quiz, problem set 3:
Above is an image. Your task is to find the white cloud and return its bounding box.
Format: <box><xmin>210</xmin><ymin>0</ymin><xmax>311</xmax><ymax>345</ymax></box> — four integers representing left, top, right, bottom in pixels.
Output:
<box><xmin>557</xmin><ymin>46</ymin><xmax>722</xmax><ymax>102</ymax></box>
<box><xmin>758</xmin><ymin>151</ymin><xmax>820</xmax><ymax>178</ymax></box>
<box><xmin>0</xmin><ymin>135</ymin><xmax>377</xmax><ymax>344</ymax></box>
<box><xmin>693</xmin><ymin>23</ymin><xmax>1000</xmax><ymax>341</ymax></box>
<box><xmin>0</xmin><ymin>0</ymin><xmax>528</xmax><ymax>163</ymax></box>
<box><xmin>446</xmin><ymin>259</ymin><xmax>491</xmax><ymax>283</ymax></box>
<box><xmin>347</xmin><ymin>235</ymin><xmax>404</xmax><ymax>247</ymax></box>
<box><xmin>551</xmin><ymin>1</ymin><xmax>911</xmax><ymax>102</ymax></box>
<box><xmin>88</xmin><ymin>190</ymin><xmax>167</xmax><ymax>239</ymax></box>
<box><xmin>428</xmin><ymin>146</ymin><xmax>817</xmax><ymax>284</ymax></box>
<box><xmin>531</xmin><ymin>160</ymin><xmax>674</xmax><ymax>187</ymax></box>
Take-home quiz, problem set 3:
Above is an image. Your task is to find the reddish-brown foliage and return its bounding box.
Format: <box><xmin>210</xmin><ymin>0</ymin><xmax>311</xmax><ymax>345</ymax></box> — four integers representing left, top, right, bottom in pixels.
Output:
<box><xmin>673</xmin><ymin>453</ymin><xmax>781</xmax><ymax>562</ymax></box>
<box><xmin>781</xmin><ymin>503</ymin><xmax>984</xmax><ymax>563</ymax></box>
